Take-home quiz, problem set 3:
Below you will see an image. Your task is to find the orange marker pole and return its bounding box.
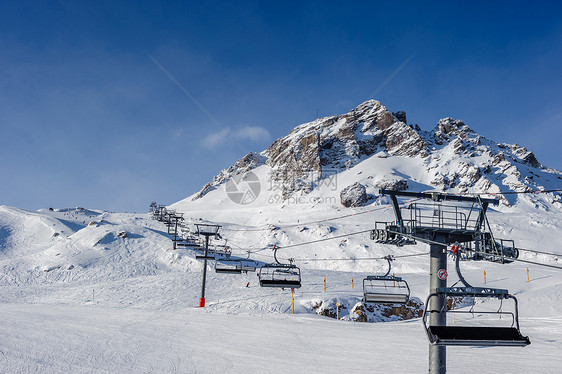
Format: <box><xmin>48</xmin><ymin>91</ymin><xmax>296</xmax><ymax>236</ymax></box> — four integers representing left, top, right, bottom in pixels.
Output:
<box><xmin>324</xmin><ymin>277</ymin><xmax>326</xmax><ymax>292</ymax></box>
<box><xmin>484</xmin><ymin>270</ymin><xmax>487</xmax><ymax>284</ymax></box>
<box><xmin>526</xmin><ymin>268</ymin><xmax>530</xmax><ymax>282</ymax></box>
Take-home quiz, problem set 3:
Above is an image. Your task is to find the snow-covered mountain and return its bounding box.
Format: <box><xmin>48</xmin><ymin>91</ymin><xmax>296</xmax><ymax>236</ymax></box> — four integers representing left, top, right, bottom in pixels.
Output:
<box><xmin>187</xmin><ymin>99</ymin><xmax>561</xmax><ymax>209</ymax></box>
<box><xmin>1</xmin><ymin>99</ymin><xmax>562</xmax><ymax>373</ymax></box>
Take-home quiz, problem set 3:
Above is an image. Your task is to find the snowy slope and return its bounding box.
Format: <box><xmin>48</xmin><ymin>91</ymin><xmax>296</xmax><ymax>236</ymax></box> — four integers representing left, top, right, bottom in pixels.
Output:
<box><xmin>1</xmin><ymin>100</ymin><xmax>562</xmax><ymax>373</ymax></box>
<box><xmin>1</xmin><ymin>204</ymin><xmax>562</xmax><ymax>373</ymax></box>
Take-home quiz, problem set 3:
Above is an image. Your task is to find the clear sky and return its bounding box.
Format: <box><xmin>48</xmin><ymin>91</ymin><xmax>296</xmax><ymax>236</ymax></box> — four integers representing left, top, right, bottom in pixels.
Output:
<box><xmin>1</xmin><ymin>1</ymin><xmax>561</xmax><ymax>212</ymax></box>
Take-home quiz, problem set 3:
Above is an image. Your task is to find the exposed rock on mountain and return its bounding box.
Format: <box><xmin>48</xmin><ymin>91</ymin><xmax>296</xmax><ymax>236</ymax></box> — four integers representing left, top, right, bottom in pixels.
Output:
<box><xmin>340</xmin><ymin>182</ymin><xmax>368</xmax><ymax>208</ymax></box>
<box><xmin>190</xmin><ymin>99</ymin><xmax>561</xmax><ymax>207</ymax></box>
<box><xmin>349</xmin><ymin>298</ymin><xmax>424</xmax><ymax>323</ymax></box>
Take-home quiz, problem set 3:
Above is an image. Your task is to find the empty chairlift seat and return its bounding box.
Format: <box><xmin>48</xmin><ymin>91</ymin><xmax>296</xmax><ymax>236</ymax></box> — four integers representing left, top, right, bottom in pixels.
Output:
<box><xmin>241</xmin><ymin>262</ymin><xmax>257</xmax><ymax>273</ymax></box>
<box><xmin>362</xmin><ymin>275</ymin><xmax>410</xmax><ymax>304</ymax></box>
<box><xmin>215</xmin><ymin>259</ymin><xmax>243</xmax><ymax>274</ymax></box>
<box><xmin>258</xmin><ymin>265</ymin><xmax>301</xmax><ymax>288</ymax></box>
<box><xmin>423</xmin><ymin>287</ymin><xmax>531</xmax><ymax>347</ymax></box>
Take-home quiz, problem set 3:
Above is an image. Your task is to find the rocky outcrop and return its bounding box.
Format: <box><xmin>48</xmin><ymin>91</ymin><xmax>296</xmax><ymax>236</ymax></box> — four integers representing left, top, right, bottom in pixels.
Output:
<box><xmin>349</xmin><ymin>298</ymin><xmax>424</xmax><ymax>322</ymax></box>
<box><xmin>340</xmin><ymin>182</ymin><xmax>368</xmax><ymax>207</ymax></box>
<box><xmin>263</xmin><ymin>100</ymin><xmax>430</xmax><ymax>198</ymax></box>
<box><xmin>392</xmin><ymin>111</ymin><xmax>407</xmax><ymax>124</ymax></box>
<box><xmin>375</xmin><ymin>178</ymin><xmax>408</xmax><ymax>192</ymax></box>
<box><xmin>312</xmin><ymin>298</ymin><xmax>347</xmax><ymax>319</ymax></box>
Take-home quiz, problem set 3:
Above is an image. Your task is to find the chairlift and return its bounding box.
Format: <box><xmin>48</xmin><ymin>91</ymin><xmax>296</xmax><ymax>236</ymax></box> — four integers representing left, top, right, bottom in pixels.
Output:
<box><xmin>422</xmin><ymin>247</ymin><xmax>530</xmax><ymax>347</ymax></box>
<box><xmin>167</xmin><ymin>223</ymin><xmax>179</xmax><ymax>236</ymax></box>
<box><xmin>423</xmin><ymin>287</ymin><xmax>530</xmax><ymax>346</ymax></box>
<box><xmin>213</xmin><ymin>244</ymin><xmax>231</xmax><ymax>256</ymax></box>
<box><xmin>258</xmin><ymin>265</ymin><xmax>301</xmax><ymax>288</ymax></box>
<box><xmin>362</xmin><ymin>255</ymin><xmax>410</xmax><ymax>304</ymax></box>
<box><xmin>215</xmin><ymin>259</ymin><xmax>243</xmax><ymax>274</ymax></box>
<box><xmin>195</xmin><ymin>254</ymin><xmax>215</xmax><ymax>260</ymax></box>
<box><xmin>257</xmin><ymin>246</ymin><xmax>301</xmax><ymax>288</ymax></box>
<box><xmin>195</xmin><ymin>247</ymin><xmax>215</xmax><ymax>260</ymax></box>
<box><xmin>238</xmin><ymin>251</ymin><xmax>257</xmax><ymax>273</ymax></box>
<box><xmin>241</xmin><ymin>262</ymin><xmax>257</xmax><ymax>273</ymax></box>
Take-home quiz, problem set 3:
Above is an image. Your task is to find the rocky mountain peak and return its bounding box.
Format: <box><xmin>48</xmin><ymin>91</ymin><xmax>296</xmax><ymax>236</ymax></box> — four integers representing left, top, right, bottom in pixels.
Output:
<box><xmin>190</xmin><ymin>99</ymin><xmax>561</xmax><ymax>208</ymax></box>
<box><xmin>434</xmin><ymin>117</ymin><xmax>473</xmax><ymax>138</ymax></box>
<box><xmin>262</xmin><ymin>100</ymin><xmax>430</xmax><ymax>197</ymax></box>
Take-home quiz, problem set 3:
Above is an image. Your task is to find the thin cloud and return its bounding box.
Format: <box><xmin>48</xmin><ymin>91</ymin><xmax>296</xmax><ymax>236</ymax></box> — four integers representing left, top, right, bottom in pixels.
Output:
<box><xmin>234</xmin><ymin>126</ymin><xmax>271</xmax><ymax>141</ymax></box>
<box><xmin>202</xmin><ymin>128</ymin><xmax>230</xmax><ymax>149</ymax></box>
<box><xmin>202</xmin><ymin>126</ymin><xmax>271</xmax><ymax>149</ymax></box>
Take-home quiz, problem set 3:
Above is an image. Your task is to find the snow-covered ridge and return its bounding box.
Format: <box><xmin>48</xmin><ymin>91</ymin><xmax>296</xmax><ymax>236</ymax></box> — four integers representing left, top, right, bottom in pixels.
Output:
<box><xmin>188</xmin><ymin>99</ymin><xmax>561</xmax><ymax>208</ymax></box>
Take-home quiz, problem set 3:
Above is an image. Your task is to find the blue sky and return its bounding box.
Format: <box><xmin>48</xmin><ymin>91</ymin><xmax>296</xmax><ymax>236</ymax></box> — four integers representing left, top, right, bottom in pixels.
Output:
<box><xmin>1</xmin><ymin>1</ymin><xmax>561</xmax><ymax>212</ymax></box>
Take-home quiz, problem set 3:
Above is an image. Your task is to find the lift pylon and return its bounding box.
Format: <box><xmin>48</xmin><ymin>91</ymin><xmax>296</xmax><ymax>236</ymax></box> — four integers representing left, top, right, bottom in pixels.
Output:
<box><xmin>373</xmin><ymin>189</ymin><xmax>529</xmax><ymax>374</ymax></box>
<box><xmin>195</xmin><ymin>223</ymin><xmax>222</xmax><ymax>308</ymax></box>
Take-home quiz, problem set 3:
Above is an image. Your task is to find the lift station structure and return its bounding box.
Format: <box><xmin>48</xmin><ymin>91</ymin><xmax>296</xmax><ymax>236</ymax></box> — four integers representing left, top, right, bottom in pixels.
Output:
<box><xmin>373</xmin><ymin>189</ymin><xmax>529</xmax><ymax>374</ymax></box>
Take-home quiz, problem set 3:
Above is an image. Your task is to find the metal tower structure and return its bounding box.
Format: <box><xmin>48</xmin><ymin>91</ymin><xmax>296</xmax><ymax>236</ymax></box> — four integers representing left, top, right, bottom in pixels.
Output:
<box><xmin>373</xmin><ymin>189</ymin><xmax>526</xmax><ymax>374</ymax></box>
<box><xmin>195</xmin><ymin>223</ymin><xmax>222</xmax><ymax>308</ymax></box>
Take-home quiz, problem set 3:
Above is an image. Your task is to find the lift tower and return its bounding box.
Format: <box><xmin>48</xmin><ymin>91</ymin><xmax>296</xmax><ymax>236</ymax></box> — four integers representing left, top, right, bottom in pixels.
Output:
<box><xmin>195</xmin><ymin>223</ymin><xmax>221</xmax><ymax>308</ymax></box>
<box><xmin>372</xmin><ymin>189</ymin><xmax>521</xmax><ymax>374</ymax></box>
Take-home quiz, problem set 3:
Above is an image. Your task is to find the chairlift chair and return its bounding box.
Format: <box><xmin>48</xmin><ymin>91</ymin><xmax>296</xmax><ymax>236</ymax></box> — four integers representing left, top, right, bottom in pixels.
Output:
<box><xmin>423</xmin><ymin>287</ymin><xmax>530</xmax><ymax>347</ymax></box>
<box><xmin>258</xmin><ymin>264</ymin><xmax>302</xmax><ymax>288</ymax></box>
<box><xmin>241</xmin><ymin>262</ymin><xmax>257</xmax><ymax>273</ymax></box>
<box><xmin>362</xmin><ymin>255</ymin><xmax>410</xmax><ymax>304</ymax></box>
<box><xmin>363</xmin><ymin>275</ymin><xmax>410</xmax><ymax>304</ymax></box>
<box><xmin>195</xmin><ymin>223</ymin><xmax>222</xmax><ymax>237</ymax></box>
<box><xmin>195</xmin><ymin>248</ymin><xmax>215</xmax><ymax>260</ymax></box>
<box><xmin>196</xmin><ymin>254</ymin><xmax>216</xmax><ymax>260</ymax></box>
<box><xmin>167</xmin><ymin>223</ymin><xmax>179</xmax><ymax>236</ymax></box>
<box><xmin>215</xmin><ymin>259</ymin><xmax>243</xmax><ymax>274</ymax></box>
<box><xmin>258</xmin><ymin>246</ymin><xmax>302</xmax><ymax>288</ymax></box>
<box><xmin>422</xmin><ymin>247</ymin><xmax>530</xmax><ymax>347</ymax></box>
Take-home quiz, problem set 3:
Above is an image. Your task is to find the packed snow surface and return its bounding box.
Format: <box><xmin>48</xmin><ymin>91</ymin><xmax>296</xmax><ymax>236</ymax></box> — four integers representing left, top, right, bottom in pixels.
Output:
<box><xmin>1</xmin><ymin>200</ymin><xmax>562</xmax><ymax>373</ymax></box>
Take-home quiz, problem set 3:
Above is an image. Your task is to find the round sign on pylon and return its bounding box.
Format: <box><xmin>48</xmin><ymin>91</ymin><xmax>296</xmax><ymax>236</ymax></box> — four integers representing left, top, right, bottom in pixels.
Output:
<box><xmin>437</xmin><ymin>269</ymin><xmax>448</xmax><ymax>280</ymax></box>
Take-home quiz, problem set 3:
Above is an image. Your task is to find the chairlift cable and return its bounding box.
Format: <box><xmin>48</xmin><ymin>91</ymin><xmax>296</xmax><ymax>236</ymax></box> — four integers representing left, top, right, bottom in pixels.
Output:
<box><xmin>507</xmin><ymin>258</ymin><xmax>562</xmax><ymax>270</ymax></box>
<box><xmin>228</xmin><ymin>228</ymin><xmax>374</xmax><ymax>252</ymax></box>
<box><xmin>222</xmin><ymin>199</ymin><xmax>422</xmax><ymax>232</ymax></box>
<box><xmin>277</xmin><ymin>229</ymin><xmax>373</xmax><ymax>250</ymax></box>
<box><xmin>221</xmin><ymin>205</ymin><xmax>391</xmax><ymax>232</ymax></box>
<box><xmin>515</xmin><ymin>247</ymin><xmax>562</xmax><ymax>258</ymax></box>
<box><xmin>294</xmin><ymin>251</ymin><xmax>429</xmax><ymax>262</ymax></box>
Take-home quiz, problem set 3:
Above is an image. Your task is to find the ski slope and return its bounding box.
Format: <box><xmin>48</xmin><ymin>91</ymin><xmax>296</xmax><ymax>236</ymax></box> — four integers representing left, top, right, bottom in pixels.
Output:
<box><xmin>1</xmin><ymin>200</ymin><xmax>562</xmax><ymax>373</ymax></box>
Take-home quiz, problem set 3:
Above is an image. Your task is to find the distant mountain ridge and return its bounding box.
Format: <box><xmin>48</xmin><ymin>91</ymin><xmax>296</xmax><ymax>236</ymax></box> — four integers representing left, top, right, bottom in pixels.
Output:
<box><xmin>191</xmin><ymin>100</ymin><xmax>561</xmax><ymax>207</ymax></box>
